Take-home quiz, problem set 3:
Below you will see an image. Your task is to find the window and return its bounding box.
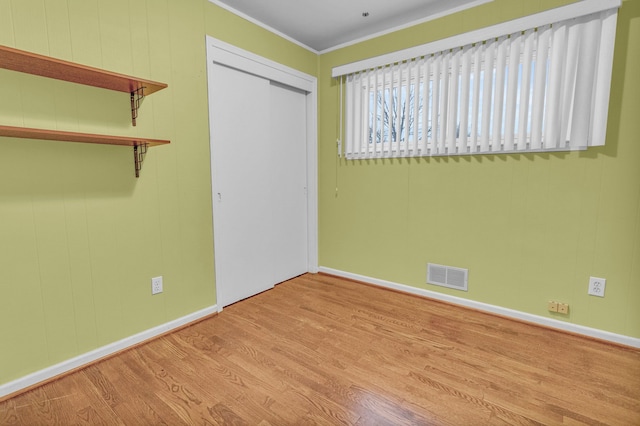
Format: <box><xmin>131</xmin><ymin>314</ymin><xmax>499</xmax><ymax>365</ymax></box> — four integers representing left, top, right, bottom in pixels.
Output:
<box><xmin>335</xmin><ymin>0</ymin><xmax>619</xmax><ymax>159</ymax></box>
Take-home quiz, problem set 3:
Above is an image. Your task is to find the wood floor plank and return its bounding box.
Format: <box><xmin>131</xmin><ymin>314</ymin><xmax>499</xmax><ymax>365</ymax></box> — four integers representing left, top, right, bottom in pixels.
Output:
<box><xmin>2</xmin><ymin>273</ymin><xmax>639</xmax><ymax>425</ymax></box>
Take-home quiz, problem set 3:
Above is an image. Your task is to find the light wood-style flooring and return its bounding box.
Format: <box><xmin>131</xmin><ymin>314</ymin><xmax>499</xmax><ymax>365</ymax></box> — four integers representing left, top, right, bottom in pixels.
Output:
<box><xmin>1</xmin><ymin>273</ymin><xmax>639</xmax><ymax>425</ymax></box>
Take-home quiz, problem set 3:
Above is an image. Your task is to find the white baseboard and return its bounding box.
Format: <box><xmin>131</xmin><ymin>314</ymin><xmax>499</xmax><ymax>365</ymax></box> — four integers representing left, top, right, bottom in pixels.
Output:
<box><xmin>0</xmin><ymin>305</ymin><xmax>218</xmax><ymax>399</ymax></box>
<box><xmin>319</xmin><ymin>267</ymin><xmax>640</xmax><ymax>349</ymax></box>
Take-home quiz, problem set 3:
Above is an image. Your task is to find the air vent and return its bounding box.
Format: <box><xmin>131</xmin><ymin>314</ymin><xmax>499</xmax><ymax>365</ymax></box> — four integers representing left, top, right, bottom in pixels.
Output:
<box><xmin>427</xmin><ymin>263</ymin><xmax>468</xmax><ymax>291</ymax></box>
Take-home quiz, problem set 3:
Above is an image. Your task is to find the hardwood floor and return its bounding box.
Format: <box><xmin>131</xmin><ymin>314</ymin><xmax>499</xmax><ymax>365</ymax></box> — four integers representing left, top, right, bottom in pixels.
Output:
<box><xmin>1</xmin><ymin>273</ymin><xmax>639</xmax><ymax>425</ymax></box>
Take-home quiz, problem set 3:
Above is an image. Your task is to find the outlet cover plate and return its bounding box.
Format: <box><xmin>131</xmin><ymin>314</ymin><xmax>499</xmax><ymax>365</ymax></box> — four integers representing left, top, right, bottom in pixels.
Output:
<box><xmin>152</xmin><ymin>276</ymin><xmax>163</xmax><ymax>295</ymax></box>
<box><xmin>588</xmin><ymin>276</ymin><xmax>606</xmax><ymax>297</ymax></box>
<box><xmin>557</xmin><ymin>302</ymin><xmax>569</xmax><ymax>314</ymax></box>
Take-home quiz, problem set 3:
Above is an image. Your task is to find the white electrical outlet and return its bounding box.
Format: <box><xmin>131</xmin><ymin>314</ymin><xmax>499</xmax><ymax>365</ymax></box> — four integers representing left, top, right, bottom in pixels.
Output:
<box><xmin>588</xmin><ymin>276</ymin><xmax>606</xmax><ymax>297</ymax></box>
<box><xmin>151</xmin><ymin>276</ymin><xmax>163</xmax><ymax>295</ymax></box>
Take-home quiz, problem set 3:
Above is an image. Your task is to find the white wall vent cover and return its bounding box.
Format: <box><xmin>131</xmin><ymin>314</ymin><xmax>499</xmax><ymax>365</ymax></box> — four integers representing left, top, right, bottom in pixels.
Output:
<box><xmin>427</xmin><ymin>263</ymin><xmax>468</xmax><ymax>291</ymax></box>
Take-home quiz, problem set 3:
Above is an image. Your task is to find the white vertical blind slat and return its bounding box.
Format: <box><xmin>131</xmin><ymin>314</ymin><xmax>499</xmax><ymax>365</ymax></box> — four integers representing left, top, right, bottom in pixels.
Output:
<box><xmin>503</xmin><ymin>31</ymin><xmax>521</xmax><ymax>151</ymax></box>
<box><xmin>447</xmin><ymin>47</ymin><xmax>461</xmax><ymax>153</ymax></box>
<box><xmin>400</xmin><ymin>63</ymin><xmax>407</xmax><ymax>156</ymax></box>
<box><xmin>390</xmin><ymin>64</ymin><xmax>398</xmax><ymax>157</ymax></box>
<box><xmin>420</xmin><ymin>56</ymin><xmax>430</xmax><ymax>154</ymax></box>
<box><xmin>388</xmin><ymin>67</ymin><xmax>393</xmax><ymax>156</ymax></box>
<box><xmin>480</xmin><ymin>39</ymin><xmax>495</xmax><ymax>152</ymax></box>
<box><xmin>340</xmin><ymin>75</ymin><xmax>344</xmax><ymax>156</ymax></box>
<box><xmin>385</xmin><ymin>65</ymin><xmax>395</xmax><ymax>157</ymax></box>
<box><xmin>345</xmin><ymin>74</ymin><xmax>360</xmax><ymax>158</ymax></box>
<box><xmin>411</xmin><ymin>58</ymin><xmax>421</xmax><ymax>155</ymax></box>
<box><xmin>530</xmin><ymin>24</ymin><xmax>551</xmax><ymax>150</ymax></box>
<box><xmin>384</xmin><ymin>66</ymin><xmax>391</xmax><ymax>154</ymax></box>
<box><xmin>517</xmin><ymin>28</ymin><xmax>535</xmax><ymax>150</ymax></box>
<box><xmin>394</xmin><ymin>63</ymin><xmax>403</xmax><ymax>157</ymax></box>
<box><xmin>438</xmin><ymin>52</ymin><xmax>451</xmax><ymax>154</ymax></box>
<box><xmin>369</xmin><ymin>69</ymin><xmax>377</xmax><ymax>157</ymax></box>
<box><xmin>571</xmin><ymin>17</ymin><xmax>601</xmax><ymax>147</ymax></box>
<box><xmin>430</xmin><ymin>53</ymin><xmax>442</xmax><ymax>154</ymax></box>
<box><xmin>362</xmin><ymin>71</ymin><xmax>369</xmax><ymax>157</ymax></box>
<box><xmin>545</xmin><ymin>22</ymin><xmax>568</xmax><ymax>149</ymax></box>
<box><xmin>344</xmin><ymin>75</ymin><xmax>350</xmax><ymax>158</ymax></box>
<box><xmin>379</xmin><ymin>66</ymin><xmax>387</xmax><ymax>156</ymax></box>
<box><xmin>357</xmin><ymin>73</ymin><xmax>362</xmax><ymax>158</ymax></box>
<box><xmin>591</xmin><ymin>10</ymin><xmax>618</xmax><ymax>147</ymax></box>
<box><xmin>560</xmin><ymin>20</ymin><xmax>580</xmax><ymax>147</ymax></box>
<box><xmin>403</xmin><ymin>61</ymin><xmax>412</xmax><ymax>157</ymax></box>
<box><xmin>469</xmin><ymin>43</ymin><xmax>483</xmax><ymax>153</ymax></box>
<box><xmin>492</xmin><ymin>35</ymin><xmax>509</xmax><ymax>152</ymax></box>
<box><xmin>458</xmin><ymin>45</ymin><xmax>472</xmax><ymax>153</ymax></box>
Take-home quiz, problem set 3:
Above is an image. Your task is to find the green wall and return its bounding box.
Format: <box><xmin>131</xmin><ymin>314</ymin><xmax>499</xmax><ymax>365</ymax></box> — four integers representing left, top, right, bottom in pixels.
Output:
<box><xmin>318</xmin><ymin>0</ymin><xmax>640</xmax><ymax>339</ymax></box>
<box><xmin>0</xmin><ymin>0</ymin><xmax>316</xmax><ymax>386</ymax></box>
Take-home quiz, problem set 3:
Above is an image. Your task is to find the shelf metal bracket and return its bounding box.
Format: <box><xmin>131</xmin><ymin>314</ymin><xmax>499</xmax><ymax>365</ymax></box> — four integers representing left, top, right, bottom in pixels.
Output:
<box><xmin>130</xmin><ymin>86</ymin><xmax>146</xmax><ymax>126</ymax></box>
<box><xmin>133</xmin><ymin>143</ymin><xmax>148</xmax><ymax>178</ymax></box>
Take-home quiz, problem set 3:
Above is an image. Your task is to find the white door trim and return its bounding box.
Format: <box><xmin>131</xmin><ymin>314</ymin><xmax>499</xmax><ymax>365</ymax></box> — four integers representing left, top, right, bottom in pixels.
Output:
<box><xmin>205</xmin><ymin>36</ymin><xmax>318</xmax><ymax>312</ymax></box>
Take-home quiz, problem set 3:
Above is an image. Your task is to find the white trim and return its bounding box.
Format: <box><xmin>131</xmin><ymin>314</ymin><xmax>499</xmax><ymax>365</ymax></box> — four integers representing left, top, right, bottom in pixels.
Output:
<box><xmin>205</xmin><ymin>36</ymin><xmax>319</xmax><ymax>305</ymax></box>
<box><xmin>207</xmin><ymin>0</ymin><xmax>318</xmax><ymax>54</ymax></box>
<box><xmin>319</xmin><ymin>267</ymin><xmax>640</xmax><ymax>349</ymax></box>
<box><xmin>207</xmin><ymin>0</ymin><xmax>493</xmax><ymax>54</ymax></box>
<box><xmin>207</xmin><ymin>38</ymin><xmax>316</xmax><ymax>93</ymax></box>
<box><xmin>332</xmin><ymin>0</ymin><xmax>621</xmax><ymax>77</ymax></box>
<box><xmin>0</xmin><ymin>305</ymin><xmax>218</xmax><ymax>399</ymax></box>
<box><xmin>320</xmin><ymin>0</ymin><xmax>494</xmax><ymax>54</ymax></box>
<box><xmin>306</xmin><ymin>88</ymin><xmax>319</xmax><ymax>274</ymax></box>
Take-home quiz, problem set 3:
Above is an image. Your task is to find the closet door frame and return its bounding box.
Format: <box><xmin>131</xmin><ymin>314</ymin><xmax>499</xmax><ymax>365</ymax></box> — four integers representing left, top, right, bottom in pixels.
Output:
<box><xmin>205</xmin><ymin>36</ymin><xmax>318</xmax><ymax>311</ymax></box>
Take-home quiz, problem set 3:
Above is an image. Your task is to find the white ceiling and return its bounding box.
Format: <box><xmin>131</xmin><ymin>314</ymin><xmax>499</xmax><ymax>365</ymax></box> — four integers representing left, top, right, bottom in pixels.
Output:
<box><xmin>210</xmin><ymin>0</ymin><xmax>491</xmax><ymax>52</ymax></box>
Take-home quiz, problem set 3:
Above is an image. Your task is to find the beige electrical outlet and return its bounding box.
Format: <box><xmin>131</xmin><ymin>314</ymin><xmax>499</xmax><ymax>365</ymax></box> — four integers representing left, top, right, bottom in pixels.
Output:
<box><xmin>548</xmin><ymin>300</ymin><xmax>569</xmax><ymax>314</ymax></box>
<box><xmin>557</xmin><ymin>302</ymin><xmax>569</xmax><ymax>314</ymax></box>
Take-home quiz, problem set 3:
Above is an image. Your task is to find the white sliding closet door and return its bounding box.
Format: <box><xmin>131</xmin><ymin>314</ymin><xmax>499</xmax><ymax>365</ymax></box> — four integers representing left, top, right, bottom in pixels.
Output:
<box><xmin>209</xmin><ymin>63</ymin><xmax>308</xmax><ymax>308</ymax></box>
<box><xmin>268</xmin><ymin>81</ymin><xmax>308</xmax><ymax>284</ymax></box>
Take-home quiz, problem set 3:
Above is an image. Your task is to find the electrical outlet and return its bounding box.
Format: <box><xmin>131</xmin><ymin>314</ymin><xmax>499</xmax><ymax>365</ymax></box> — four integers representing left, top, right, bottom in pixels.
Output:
<box><xmin>548</xmin><ymin>300</ymin><xmax>569</xmax><ymax>314</ymax></box>
<box><xmin>557</xmin><ymin>302</ymin><xmax>569</xmax><ymax>314</ymax></box>
<box><xmin>151</xmin><ymin>276</ymin><xmax>163</xmax><ymax>295</ymax></box>
<box><xmin>588</xmin><ymin>277</ymin><xmax>606</xmax><ymax>297</ymax></box>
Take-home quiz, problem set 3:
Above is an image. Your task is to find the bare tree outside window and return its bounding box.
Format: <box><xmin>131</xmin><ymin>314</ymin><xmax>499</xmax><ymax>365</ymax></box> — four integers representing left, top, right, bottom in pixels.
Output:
<box><xmin>368</xmin><ymin>83</ymin><xmax>432</xmax><ymax>144</ymax></box>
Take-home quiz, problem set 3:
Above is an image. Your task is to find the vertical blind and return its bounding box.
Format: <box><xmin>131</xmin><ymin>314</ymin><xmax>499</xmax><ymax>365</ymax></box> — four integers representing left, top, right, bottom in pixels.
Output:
<box><xmin>337</xmin><ymin>2</ymin><xmax>619</xmax><ymax>160</ymax></box>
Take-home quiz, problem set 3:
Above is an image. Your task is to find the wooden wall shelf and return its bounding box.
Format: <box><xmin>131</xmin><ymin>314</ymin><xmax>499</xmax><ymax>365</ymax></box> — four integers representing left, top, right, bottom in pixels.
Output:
<box><xmin>0</xmin><ymin>45</ymin><xmax>167</xmax><ymax>125</ymax></box>
<box><xmin>0</xmin><ymin>45</ymin><xmax>170</xmax><ymax>177</ymax></box>
<box><xmin>0</xmin><ymin>125</ymin><xmax>169</xmax><ymax>147</ymax></box>
<box><xmin>0</xmin><ymin>125</ymin><xmax>169</xmax><ymax>177</ymax></box>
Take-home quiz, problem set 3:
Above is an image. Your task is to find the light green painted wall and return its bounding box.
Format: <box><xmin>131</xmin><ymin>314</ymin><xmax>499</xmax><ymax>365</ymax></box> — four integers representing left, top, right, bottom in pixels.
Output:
<box><xmin>0</xmin><ymin>0</ymin><xmax>316</xmax><ymax>386</ymax></box>
<box><xmin>318</xmin><ymin>0</ymin><xmax>640</xmax><ymax>338</ymax></box>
